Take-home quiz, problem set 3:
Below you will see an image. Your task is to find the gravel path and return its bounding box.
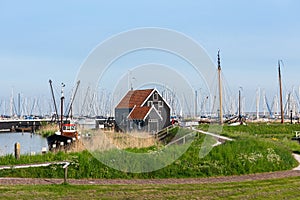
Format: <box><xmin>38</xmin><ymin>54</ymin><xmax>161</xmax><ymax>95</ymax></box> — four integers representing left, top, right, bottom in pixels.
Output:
<box><xmin>0</xmin><ymin>170</ymin><xmax>300</xmax><ymax>185</ymax></box>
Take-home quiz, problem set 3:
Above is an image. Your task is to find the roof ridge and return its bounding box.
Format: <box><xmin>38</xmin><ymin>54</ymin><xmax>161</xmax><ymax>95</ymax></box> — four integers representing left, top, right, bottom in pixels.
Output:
<box><xmin>115</xmin><ymin>89</ymin><xmax>155</xmax><ymax>109</ymax></box>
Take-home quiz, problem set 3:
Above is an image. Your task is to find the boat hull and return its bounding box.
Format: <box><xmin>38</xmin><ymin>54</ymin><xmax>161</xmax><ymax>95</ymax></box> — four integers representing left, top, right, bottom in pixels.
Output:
<box><xmin>47</xmin><ymin>134</ymin><xmax>75</xmax><ymax>151</ymax></box>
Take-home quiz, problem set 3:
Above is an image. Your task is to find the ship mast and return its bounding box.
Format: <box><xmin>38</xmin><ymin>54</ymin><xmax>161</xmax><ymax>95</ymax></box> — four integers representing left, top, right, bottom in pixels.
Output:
<box><xmin>256</xmin><ymin>88</ymin><xmax>260</xmax><ymax>119</ymax></box>
<box><xmin>195</xmin><ymin>90</ymin><xmax>198</xmax><ymax>119</ymax></box>
<box><xmin>218</xmin><ymin>50</ymin><xmax>223</xmax><ymax>124</ymax></box>
<box><xmin>278</xmin><ymin>60</ymin><xmax>284</xmax><ymax>124</ymax></box>
<box><xmin>238</xmin><ymin>88</ymin><xmax>242</xmax><ymax>123</ymax></box>
<box><xmin>49</xmin><ymin>80</ymin><xmax>58</xmax><ymax>122</ymax></box>
<box><xmin>60</xmin><ymin>83</ymin><xmax>65</xmax><ymax>133</ymax></box>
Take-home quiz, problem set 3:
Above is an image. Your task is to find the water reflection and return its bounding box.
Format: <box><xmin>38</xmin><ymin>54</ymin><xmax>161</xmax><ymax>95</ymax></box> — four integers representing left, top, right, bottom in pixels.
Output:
<box><xmin>0</xmin><ymin>132</ymin><xmax>48</xmax><ymax>156</ymax></box>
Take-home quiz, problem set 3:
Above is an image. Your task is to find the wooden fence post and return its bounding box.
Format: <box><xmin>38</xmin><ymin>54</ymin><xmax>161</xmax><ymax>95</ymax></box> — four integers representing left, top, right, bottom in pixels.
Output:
<box><xmin>14</xmin><ymin>142</ymin><xmax>20</xmax><ymax>160</ymax></box>
<box><xmin>63</xmin><ymin>162</ymin><xmax>70</xmax><ymax>184</ymax></box>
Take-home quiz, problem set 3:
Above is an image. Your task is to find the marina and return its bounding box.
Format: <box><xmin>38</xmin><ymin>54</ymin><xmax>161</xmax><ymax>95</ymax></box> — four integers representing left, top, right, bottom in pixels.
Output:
<box><xmin>0</xmin><ymin>57</ymin><xmax>299</xmax><ymax>144</ymax></box>
<box><xmin>0</xmin><ymin>58</ymin><xmax>298</xmax><ymax>157</ymax></box>
<box><xmin>0</xmin><ymin>119</ymin><xmax>51</xmax><ymax>132</ymax></box>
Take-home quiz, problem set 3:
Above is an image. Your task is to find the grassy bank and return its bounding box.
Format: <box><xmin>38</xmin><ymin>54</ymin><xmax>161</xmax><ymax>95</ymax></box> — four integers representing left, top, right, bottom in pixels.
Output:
<box><xmin>0</xmin><ymin>124</ymin><xmax>297</xmax><ymax>179</ymax></box>
<box><xmin>1</xmin><ymin>177</ymin><xmax>300</xmax><ymax>199</ymax></box>
<box><xmin>36</xmin><ymin>122</ymin><xmax>58</xmax><ymax>137</ymax></box>
<box><xmin>198</xmin><ymin>123</ymin><xmax>300</xmax><ymax>153</ymax></box>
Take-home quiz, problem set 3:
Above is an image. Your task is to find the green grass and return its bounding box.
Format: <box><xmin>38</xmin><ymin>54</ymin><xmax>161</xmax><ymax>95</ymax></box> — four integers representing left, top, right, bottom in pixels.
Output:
<box><xmin>0</xmin><ymin>126</ymin><xmax>297</xmax><ymax>179</ymax></box>
<box><xmin>36</xmin><ymin>122</ymin><xmax>58</xmax><ymax>137</ymax></box>
<box><xmin>198</xmin><ymin>123</ymin><xmax>300</xmax><ymax>153</ymax></box>
<box><xmin>1</xmin><ymin>177</ymin><xmax>300</xmax><ymax>199</ymax></box>
<box><xmin>200</xmin><ymin>122</ymin><xmax>300</xmax><ymax>138</ymax></box>
<box><xmin>0</xmin><ymin>151</ymin><xmax>70</xmax><ymax>166</ymax></box>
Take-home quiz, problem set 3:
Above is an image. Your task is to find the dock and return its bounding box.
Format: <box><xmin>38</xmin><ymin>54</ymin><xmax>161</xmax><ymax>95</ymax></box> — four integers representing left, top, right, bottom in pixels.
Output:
<box><xmin>0</xmin><ymin>119</ymin><xmax>52</xmax><ymax>132</ymax></box>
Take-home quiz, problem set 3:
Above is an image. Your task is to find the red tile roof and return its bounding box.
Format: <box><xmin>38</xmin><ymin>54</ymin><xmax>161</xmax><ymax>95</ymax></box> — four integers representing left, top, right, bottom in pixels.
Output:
<box><xmin>116</xmin><ymin>89</ymin><xmax>154</xmax><ymax>109</ymax></box>
<box><xmin>127</xmin><ymin>106</ymin><xmax>151</xmax><ymax>120</ymax></box>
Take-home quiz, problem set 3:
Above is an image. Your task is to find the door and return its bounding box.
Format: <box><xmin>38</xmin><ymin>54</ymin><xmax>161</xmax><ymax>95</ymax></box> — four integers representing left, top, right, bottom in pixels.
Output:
<box><xmin>148</xmin><ymin>119</ymin><xmax>159</xmax><ymax>133</ymax></box>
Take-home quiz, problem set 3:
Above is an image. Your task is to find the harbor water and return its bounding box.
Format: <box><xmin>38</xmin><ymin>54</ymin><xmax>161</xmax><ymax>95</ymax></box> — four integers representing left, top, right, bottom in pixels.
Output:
<box><xmin>0</xmin><ymin>132</ymin><xmax>48</xmax><ymax>156</ymax></box>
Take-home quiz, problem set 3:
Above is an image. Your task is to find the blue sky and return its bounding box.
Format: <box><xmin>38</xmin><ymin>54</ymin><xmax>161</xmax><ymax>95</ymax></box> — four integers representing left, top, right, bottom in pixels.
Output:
<box><xmin>0</xmin><ymin>0</ymin><xmax>299</xmax><ymax>112</ymax></box>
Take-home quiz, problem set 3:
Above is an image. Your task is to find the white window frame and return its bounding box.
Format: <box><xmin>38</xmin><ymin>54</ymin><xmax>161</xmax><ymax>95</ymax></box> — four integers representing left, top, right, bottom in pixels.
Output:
<box><xmin>147</xmin><ymin>101</ymin><xmax>153</xmax><ymax>107</ymax></box>
<box><xmin>158</xmin><ymin>101</ymin><xmax>163</xmax><ymax>107</ymax></box>
<box><xmin>153</xmin><ymin>93</ymin><xmax>158</xmax><ymax>100</ymax></box>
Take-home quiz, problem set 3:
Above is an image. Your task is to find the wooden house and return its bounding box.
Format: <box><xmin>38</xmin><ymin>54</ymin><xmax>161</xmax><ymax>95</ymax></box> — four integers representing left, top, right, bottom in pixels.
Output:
<box><xmin>115</xmin><ymin>89</ymin><xmax>171</xmax><ymax>133</ymax></box>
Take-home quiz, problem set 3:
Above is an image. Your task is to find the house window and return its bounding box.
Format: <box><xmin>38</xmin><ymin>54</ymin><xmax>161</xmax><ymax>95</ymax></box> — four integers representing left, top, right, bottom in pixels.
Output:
<box><xmin>153</xmin><ymin>93</ymin><xmax>158</xmax><ymax>100</ymax></box>
<box><xmin>130</xmin><ymin>121</ymin><xmax>133</xmax><ymax>129</ymax></box>
<box><xmin>147</xmin><ymin>101</ymin><xmax>153</xmax><ymax>107</ymax></box>
<box><xmin>138</xmin><ymin>121</ymin><xmax>142</xmax><ymax>130</ymax></box>
<box><xmin>158</xmin><ymin>101</ymin><xmax>163</xmax><ymax>107</ymax></box>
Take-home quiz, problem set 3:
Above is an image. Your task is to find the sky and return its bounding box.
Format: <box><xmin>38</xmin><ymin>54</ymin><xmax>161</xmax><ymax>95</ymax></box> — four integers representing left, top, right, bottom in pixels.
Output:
<box><xmin>0</xmin><ymin>0</ymin><xmax>299</xmax><ymax>113</ymax></box>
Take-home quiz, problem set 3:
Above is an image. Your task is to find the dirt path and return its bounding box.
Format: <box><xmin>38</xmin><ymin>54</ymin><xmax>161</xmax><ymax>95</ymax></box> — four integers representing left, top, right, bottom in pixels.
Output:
<box><xmin>191</xmin><ymin>127</ymin><xmax>234</xmax><ymax>142</ymax></box>
<box><xmin>1</xmin><ymin>170</ymin><xmax>300</xmax><ymax>185</ymax></box>
<box><xmin>293</xmin><ymin>153</ymin><xmax>300</xmax><ymax>170</ymax></box>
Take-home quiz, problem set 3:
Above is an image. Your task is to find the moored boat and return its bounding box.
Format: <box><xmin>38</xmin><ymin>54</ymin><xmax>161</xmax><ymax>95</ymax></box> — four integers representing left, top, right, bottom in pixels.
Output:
<box><xmin>46</xmin><ymin>80</ymin><xmax>81</xmax><ymax>152</ymax></box>
<box><xmin>47</xmin><ymin>121</ymin><xmax>79</xmax><ymax>151</ymax></box>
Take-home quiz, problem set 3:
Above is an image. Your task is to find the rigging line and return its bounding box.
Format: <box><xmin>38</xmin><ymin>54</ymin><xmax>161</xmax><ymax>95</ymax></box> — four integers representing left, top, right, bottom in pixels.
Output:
<box><xmin>283</xmin><ymin>92</ymin><xmax>291</xmax><ymax>114</ymax></box>
<box><xmin>13</xmin><ymin>96</ymin><xmax>18</xmax><ymax>116</ymax></box>
<box><xmin>279</xmin><ymin>60</ymin><xmax>290</xmax><ymax>98</ymax></box>
<box><xmin>265</xmin><ymin>95</ymin><xmax>273</xmax><ymax>116</ymax></box>
<box><xmin>30</xmin><ymin>98</ymin><xmax>36</xmax><ymax>116</ymax></box>
<box><xmin>36</xmin><ymin>99</ymin><xmax>42</xmax><ymax>116</ymax></box>
<box><xmin>50</xmin><ymin>83</ymin><xmax>61</xmax><ymax>116</ymax></box>
<box><xmin>249</xmin><ymin>88</ymin><xmax>259</xmax><ymax>116</ymax></box>
<box><xmin>224</xmin><ymin>85</ymin><xmax>235</xmax><ymax>114</ymax></box>
<box><xmin>219</xmin><ymin>72</ymin><xmax>231</xmax><ymax>114</ymax></box>
<box><xmin>52</xmin><ymin>82</ymin><xmax>61</xmax><ymax>98</ymax></box>
<box><xmin>220</xmin><ymin>70</ymin><xmax>235</xmax><ymax>97</ymax></box>
<box><xmin>294</xmin><ymin>89</ymin><xmax>300</xmax><ymax>110</ymax></box>
<box><xmin>80</xmin><ymin>86</ymin><xmax>91</xmax><ymax>116</ymax></box>
<box><xmin>208</xmin><ymin>70</ymin><xmax>218</xmax><ymax>114</ymax></box>
<box><xmin>65</xmin><ymin>81</ymin><xmax>80</xmax><ymax>117</ymax></box>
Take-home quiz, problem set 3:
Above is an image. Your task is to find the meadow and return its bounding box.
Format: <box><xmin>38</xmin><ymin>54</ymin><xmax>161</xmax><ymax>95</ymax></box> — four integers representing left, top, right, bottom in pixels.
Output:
<box><xmin>0</xmin><ymin>123</ymin><xmax>298</xmax><ymax>179</ymax></box>
<box><xmin>198</xmin><ymin>122</ymin><xmax>300</xmax><ymax>153</ymax></box>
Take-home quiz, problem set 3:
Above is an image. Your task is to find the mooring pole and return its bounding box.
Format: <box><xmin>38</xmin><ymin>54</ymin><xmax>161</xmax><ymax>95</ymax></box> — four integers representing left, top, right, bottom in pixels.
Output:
<box><xmin>239</xmin><ymin>89</ymin><xmax>242</xmax><ymax>123</ymax></box>
<box><xmin>217</xmin><ymin>50</ymin><xmax>223</xmax><ymax>125</ymax></box>
<box><xmin>60</xmin><ymin>83</ymin><xmax>65</xmax><ymax>133</ymax></box>
<box><xmin>60</xmin><ymin>97</ymin><xmax>64</xmax><ymax>132</ymax></box>
<box><xmin>278</xmin><ymin>61</ymin><xmax>284</xmax><ymax>124</ymax></box>
<box><xmin>195</xmin><ymin>90</ymin><xmax>197</xmax><ymax>119</ymax></box>
<box><xmin>18</xmin><ymin>93</ymin><xmax>21</xmax><ymax>118</ymax></box>
<box><xmin>256</xmin><ymin>88</ymin><xmax>260</xmax><ymax>120</ymax></box>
